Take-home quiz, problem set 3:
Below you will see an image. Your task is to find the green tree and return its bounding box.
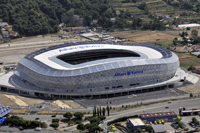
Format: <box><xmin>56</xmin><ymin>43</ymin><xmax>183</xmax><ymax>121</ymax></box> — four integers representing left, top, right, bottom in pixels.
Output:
<box><xmin>173</xmin><ymin>37</ymin><xmax>178</xmax><ymax>46</ymax></box>
<box><xmin>103</xmin><ymin>108</ymin><xmax>106</xmax><ymax>116</ymax></box>
<box><xmin>68</xmin><ymin>120</ymin><xmax>75</xmax><ymax>126</ymax></box>
<box><xmin>41</xmin><ymin>122</ymin><xmax>48</xmax><ymax>128</ymax></box>
<box><xmin>145</xmin><ymin>125</ymin><xmax>153</xmax><ymax>132</ymax></box>
<box><xmin>98</xmin><ymin>116</ymin><xmax>106</xmax><ymax>121</ymax></box>
<box><xmin>93</xmin><ymin>106</ymin><xmax>96</xmax><ymax>117</ymax></box>
<box><xmin>137</xmin><ymin>127</ymin><xmax>142</xmax><ymax>133</ymax></box>
<box><xmin>77</xmin><ymin>123</ymin><xmax>85</xmax><ymax>131</ymax></box>
<box><xmin>74</xmin><ymin>112</ymin><xmax>84</xmax><ymax>120</ymax></box>
<box><xmin>138</xmin><ymin>2</ymin><xmax>147</xmax><ymax>10</ymax></box>
<box><xmin>52</xmin><ymin>119</ymin><xmax>59</xmax><ymax>123</ymax></box>
<box><xmin>191</xmin><ymin>29</ymin><xmax>198</xmax><ymax>38</ymax></box>
<box><xmin>107</xmin><ymin>106</ymin><xmax>110</xmax><ymax>116</ymax></box>
<box><xmin>63</xmin><ymin>112</ymin><xmax>72</xmax><ymax>119</ymax></box>
<box><xmin>100</xmin><ymin>106</ymin><xmax>102</xmax><ymax>116</ymax></box>
<box><xmin>50</xmin><ymin>123</ymin><xmax>59</xmax><ymax>129</ymax></box>
<box><xmin>90</xmin><ymin>117</ymin><xmax>101</xmax><ymax>125</ymax></box>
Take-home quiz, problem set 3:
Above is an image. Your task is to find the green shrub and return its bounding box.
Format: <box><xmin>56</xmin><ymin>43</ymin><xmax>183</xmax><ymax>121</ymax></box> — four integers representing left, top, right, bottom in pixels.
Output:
<box><xmin>52</xmin><ymin>119</ymin><xmax>59</xmax><ymax>123</ymax></box>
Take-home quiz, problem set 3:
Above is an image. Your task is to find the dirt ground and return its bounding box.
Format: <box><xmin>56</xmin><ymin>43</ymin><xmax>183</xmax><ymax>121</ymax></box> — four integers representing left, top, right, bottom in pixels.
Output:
<box><xmin>0</xmin><ymin>94</ymin><xmax>18</xmax><ymax>106</ymax></box>
<box><xmin>110</xmin><ymin>31</ymin><xmax>177</xmax><ymax>43</ymax></box>
<box><xmin>0</xmin><ymin>94</ymin><xmax>45</xmax><ymax>107</ymax></box>
<box><xmin>178</xmin><ymin>85</ymin><xmax>200</xmax><ymax>96</ymax></box>
<box><xmin>51</xmin><ymin>100</ymin><xmax>84</xmax><ymax>109</ymax></box>
<box><xmin>17</xmin><ymin>96</ymin><xmax>44</xmax><ymax>106</ymax></box>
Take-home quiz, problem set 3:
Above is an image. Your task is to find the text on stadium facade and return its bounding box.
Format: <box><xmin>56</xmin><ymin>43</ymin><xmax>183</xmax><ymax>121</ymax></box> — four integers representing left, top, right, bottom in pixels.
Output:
<box><xmin>59</xmin><ymin>45</ymin><xmax>104</xmax><ymax>52</ymax></box>
<box><xmin>115</xmin><ymin>70</ymin><xmax>143</xmax><ymax>76</ymax></box>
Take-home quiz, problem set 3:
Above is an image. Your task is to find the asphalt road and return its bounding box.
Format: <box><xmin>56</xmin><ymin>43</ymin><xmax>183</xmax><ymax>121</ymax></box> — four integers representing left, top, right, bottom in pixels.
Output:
<box><xmin>0</xmin><ymin>97</ymin><xmax>199</xmax><ymax>132</ymax></box>
<box><xmin>64</xmin><ymin>97</ymin><xmax>200</xmax><ymax>132</ymax></box>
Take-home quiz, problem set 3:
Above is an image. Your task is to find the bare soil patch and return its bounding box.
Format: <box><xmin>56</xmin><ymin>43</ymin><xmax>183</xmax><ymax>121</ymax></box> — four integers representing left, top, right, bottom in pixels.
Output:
<box><xmin>109</xmin><ymin>31</ymin><xmax>177</xmax><ymax>43</ymax></box>
<box><xmin>5</xmin><ymin>94</ymin><xmax>28</xmax><ymax>106</ymax></box>
<box><xmin>178</xmin><ymin>85</ymin><xmax>200</xmax><ymax>95</ymax></box>
<box><xmin>0</xmin><ymin>94</ymin><xmax>18</xmax><ymax>106</ymax></box>
<box><xmin>17</xmin><ymin>96</ymin><xmax>44</xmax><ymax>106</ymax></box>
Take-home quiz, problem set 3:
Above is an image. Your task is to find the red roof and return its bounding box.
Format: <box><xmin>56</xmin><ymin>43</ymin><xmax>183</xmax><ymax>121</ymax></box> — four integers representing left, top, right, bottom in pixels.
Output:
<box><xmin>140</xmin><ymin>111</ymin><xmax>177</xmax><ymax>118</ymax></box>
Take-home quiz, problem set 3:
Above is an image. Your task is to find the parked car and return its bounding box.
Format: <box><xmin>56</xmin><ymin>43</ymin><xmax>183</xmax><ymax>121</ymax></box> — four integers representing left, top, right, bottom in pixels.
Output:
<box><xmin>34</xmin><ymin>127</ymin><xmax>41</xmax><ymax>131</ymax></box>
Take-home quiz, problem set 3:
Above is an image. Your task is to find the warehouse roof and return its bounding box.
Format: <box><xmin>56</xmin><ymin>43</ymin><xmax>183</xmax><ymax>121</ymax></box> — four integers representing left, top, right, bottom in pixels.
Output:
<box><xmin>140</xmin><ymin>111</ymin><xmax>177</xmax><ymax>118</ymax></box>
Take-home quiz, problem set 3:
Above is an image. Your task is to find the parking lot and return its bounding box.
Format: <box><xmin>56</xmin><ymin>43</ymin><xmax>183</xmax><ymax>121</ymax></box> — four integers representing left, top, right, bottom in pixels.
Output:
<box><xmin>164</xmin><ymin>115</ymin><xmax>200</xmax><ymax>132</ymax></box>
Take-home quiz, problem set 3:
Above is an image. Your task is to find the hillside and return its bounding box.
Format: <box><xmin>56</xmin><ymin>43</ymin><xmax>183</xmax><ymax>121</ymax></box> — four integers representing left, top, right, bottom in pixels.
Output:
<box><xmin>1</xmin><ymin>0</ymin><xmax>200</xmax><ymax>36</ymax></box>
<box><xmin>111</xmin><ymin>0</ymin><xmax>200</xmax><ymax>24</ymax></box>
<box><xmin>0</xmin><ymin>0</ymin><xmax>111</xmax><ymax>36</ymax></box>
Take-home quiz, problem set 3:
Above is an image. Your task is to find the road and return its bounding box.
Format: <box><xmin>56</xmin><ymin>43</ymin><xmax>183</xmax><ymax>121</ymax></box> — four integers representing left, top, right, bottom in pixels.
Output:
<box><xmin>0</xmin><ymin>97</ymin><xmax>199</xmax><ymax>132</ymax></box>
<box><xmin>64</xmin><ymin>97</ymin><xmax>200</xmax><ymax>132</ymax></box>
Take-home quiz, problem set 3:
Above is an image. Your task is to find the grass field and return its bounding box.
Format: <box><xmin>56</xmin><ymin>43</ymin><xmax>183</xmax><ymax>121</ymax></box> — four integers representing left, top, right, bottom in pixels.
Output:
<box><xmin>109</xmin><ymin>31</ymin><xmax>178</xmax><ymax>44</ymax></box>
<box><xmin>174</xmin><ymin>52</ymin><xmax>200</xmax><ymax>69</ymax></box>
<box><xmin>109</xmin><ymin>30</ymin><xmax>200</xmax><ymax>69</ymax></box>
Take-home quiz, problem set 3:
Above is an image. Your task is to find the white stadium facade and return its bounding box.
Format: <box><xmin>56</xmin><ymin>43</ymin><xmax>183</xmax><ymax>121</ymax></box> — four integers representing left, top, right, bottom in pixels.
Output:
<box><xmin>0</xmin><ymin>42</ymin><xmax>186</xmax><ymax>99</ymax></box>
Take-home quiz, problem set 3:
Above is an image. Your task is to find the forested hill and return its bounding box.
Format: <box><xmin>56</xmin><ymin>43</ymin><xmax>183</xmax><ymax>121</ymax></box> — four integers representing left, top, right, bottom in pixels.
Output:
<box><xmin>0</xmin><ymin>0</ymin><xmax>111</xmax><ymax>36</ymax></box>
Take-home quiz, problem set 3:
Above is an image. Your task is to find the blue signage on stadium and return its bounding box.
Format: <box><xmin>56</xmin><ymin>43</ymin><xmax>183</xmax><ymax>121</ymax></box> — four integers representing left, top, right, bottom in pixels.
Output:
<box><xmin>115</xmin><ymin>70</ymin><xmax>143</xmax><ymax>76</ymax></box>
<box><xmin>59</xmin><ymin>45</ymin><xmax>104</xmax><ymax>52</ymax></box>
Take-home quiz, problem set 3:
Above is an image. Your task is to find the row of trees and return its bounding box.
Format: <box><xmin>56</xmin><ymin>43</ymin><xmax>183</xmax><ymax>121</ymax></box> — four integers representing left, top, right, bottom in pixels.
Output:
<box><xmin>5</xmin><ymin>115</ymin><xmax>47</xmax><ymax>129</ymax></box>
<box><xmin>93</xmin><ymin>106</ymin><xmax>110</xmax><ymax>117</ymax></box>
<box><xmin>63</xmin><ymin>112</ymin><xmax>84</xmax><ymax>120</ymax></box>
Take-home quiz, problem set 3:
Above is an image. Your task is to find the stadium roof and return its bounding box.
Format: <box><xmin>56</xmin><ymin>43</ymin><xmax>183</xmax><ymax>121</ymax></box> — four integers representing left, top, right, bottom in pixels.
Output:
<box><xmin>16</xmin><ymin>41</ymin><xmax>177</xmax><ymax>77</ymax></box>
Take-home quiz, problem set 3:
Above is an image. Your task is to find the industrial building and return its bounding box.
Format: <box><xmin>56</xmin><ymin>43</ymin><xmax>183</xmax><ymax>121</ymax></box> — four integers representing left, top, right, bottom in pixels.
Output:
<box><xmin>140</xmin><ymin>112</ymin><xmax>177</xmax><ymax>123</ymax></box>
<box><xmin>180</xmin><ymin>109</ymin><xmax>200</xmax><ymax>116</ymax></box>
<box><xmin>127</xmin><ymin>118</ymin><xmax>146</xmax><ymax>131</ymax></box>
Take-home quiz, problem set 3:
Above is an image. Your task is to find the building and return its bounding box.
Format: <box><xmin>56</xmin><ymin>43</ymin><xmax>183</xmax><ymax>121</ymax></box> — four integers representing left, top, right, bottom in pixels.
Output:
<box><xmin>127</xmin><ymin>118</ymin><xmax>146</xmax><ymax>131</ymax></box>
<box><xmin>180</xmin><ymin>109</ymin><xmax>200</xmax><ymax>116</ymax></box>
<box><xmin>152</xmin><ymin>124</ymin><xmax>167</xmax><ymax>133</ymax></box>
<box><xmin>0</xmin><ymin>41</ymin><xmax>186</xmax><ymax>99</ymax></box>
<box><xmin>140</xmin><ymin>112</ymin><xmax>177</xmax><ymax>123</ymax></box>
<box><xmin>178</xmin><ymin>23</ymin><xmax>200</xmax><ymax>29</ymax></box>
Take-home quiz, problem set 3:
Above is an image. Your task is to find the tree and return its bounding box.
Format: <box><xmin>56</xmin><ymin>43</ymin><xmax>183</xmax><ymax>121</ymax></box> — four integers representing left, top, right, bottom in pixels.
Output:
<box><xmin>84</xmin><ymin>123</ymin><xmax>93</xmax><ymax>130</ymax></box>
<box><xmin>173</xmin><ymin>37</ymin><xmax>178</xmax><ymax>46</ymax></box>
<box><xmin>100</xmin><ymin>106</ymin><xmax>102</xmax><ymax>116</ymax></box>
<box><xmin>97</xmin><ymin>107</ymin><xmax>100</xmax><ymax>117</ymax></box>
<box><xmin>52</xmin><ymin>119</ymin><xmax>59</xmax><ymax>123</ymax></box>
<box><xmin>98</xmin><ymin>116</ymin><xmax>106</xmax><ymax>121</ymax></box>
<box><xmin>74</xmin><ymin>112</ymin><xmax>84</xmax><ymax>120</ymax></box>
<box><xmin>90</xmin><ymin>117</ymin><xmax>101</xmax><ymax>125</ymax></box>
<box><xmin>102</xmin><ymin>108</ymin><xmax>106</xmax><ymax>116</ymax></box>
<box><xmin>63</xmin><ymin>112</ymin><xmax>72</xmax><ymax>119</ymax></box>
<box><xmin>77</xmin><ymin>123</ymin><xmax>85</xmax><ymax>131</ymax></box>
<box><xmin>138</xmin><ymin>2</ymin><xmax>147</xmax><ymax>10</ymax></box>
<box><xmin>68</xmin><ymin>120</ymin><xmax>75</xmax><ymax>126</ymax></box>
<box><xmin>107</xmin><ymin>106</ymin><xmax>110</xmax><ymax>116</ymax></box>
<box><xmin>145</xmin><ymin>125</ymin><xmax>153</xmax><ymax>132</ymax></box>
<box><xmin>194</xmin><ymin>36</ymin><xmax>200</xmax><ymax>44</ymax></box>
<box><xmin>41</xmin><ymin>122</ymin><xmax>48</xmax><ymax>128</ymax></box>
<box><xmin>50</xmin><ymin>123</ymin><xmax>59</xmax><ymax>129</ymax></box>
<box><xmin>191</xmin><ymin>29</ymin><xmax>198</xmax><ymax>38</ymax></box>
<box><xmin>137</xmin><ymin>127</ymin><xmax>142</xmax><ymax>133</ymax></box>
<box><xmin>93</xmin><ymin>106</ymin><xmax>96</xmax><ymax>117</ymax></box>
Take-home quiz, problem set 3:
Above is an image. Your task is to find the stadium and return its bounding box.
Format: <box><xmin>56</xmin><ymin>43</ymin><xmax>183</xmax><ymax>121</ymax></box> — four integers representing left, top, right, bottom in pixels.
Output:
<box><xmin>4</xmin><ymin>41</ymin><xmax>184</xmax><ymax>99</ymax></box>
